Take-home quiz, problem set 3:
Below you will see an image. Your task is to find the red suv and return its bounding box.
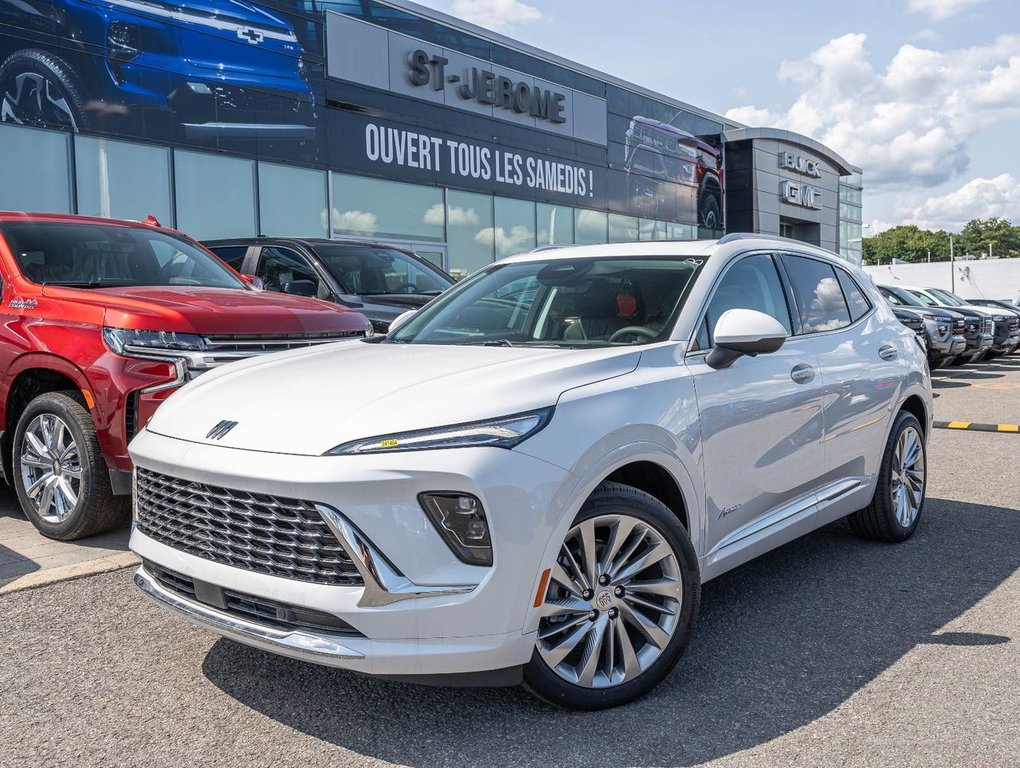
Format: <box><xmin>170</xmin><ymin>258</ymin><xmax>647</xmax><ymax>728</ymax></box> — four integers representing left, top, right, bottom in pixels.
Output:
<box><xmin>0</xmin><ymin>212</ymin><xmax>371</xmax><ymax>540</ymax></box>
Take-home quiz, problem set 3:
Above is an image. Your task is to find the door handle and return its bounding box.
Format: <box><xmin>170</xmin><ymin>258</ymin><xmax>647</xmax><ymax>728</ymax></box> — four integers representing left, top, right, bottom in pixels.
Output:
<box><xmin>790</xmin><ymin>364</ymin><xmax>815</xmax><ymax>384</ymax></box>
<box><xmin>879</xmin><ymin>344</ymin><xmax>898</xmax><ymax>361</ymax></box>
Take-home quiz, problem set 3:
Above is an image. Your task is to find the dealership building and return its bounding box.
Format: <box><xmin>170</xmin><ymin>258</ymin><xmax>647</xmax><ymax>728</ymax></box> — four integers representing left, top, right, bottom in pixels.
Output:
<box><xmin>0</xmin><ymin>0</ymin><xmax>863</xmax><ymax>275</ymax></box>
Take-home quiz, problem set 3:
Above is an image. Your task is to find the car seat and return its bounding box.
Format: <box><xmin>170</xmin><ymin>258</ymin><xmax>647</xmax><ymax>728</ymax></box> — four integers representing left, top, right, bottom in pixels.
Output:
<box><xmin>564</xmin><ymin>279</ymin><xmax>630</xmax><ymax>341</ymax></box>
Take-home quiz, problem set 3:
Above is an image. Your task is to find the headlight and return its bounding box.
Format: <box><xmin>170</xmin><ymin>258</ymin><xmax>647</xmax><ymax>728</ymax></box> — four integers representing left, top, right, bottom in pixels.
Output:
<box><xmin>325</xmin><ymin>408</ymin><xmax>553</xmax><ymax>455</ymax></box>
<box><xmin>921</xmin><ymin>313</ymin><xmax>937</xmax><ymax>321</ymax></box>
<box><xmin>103</xmin><ymin>327</ymin><xmax>206</xmax><ymax>356</ymax></box>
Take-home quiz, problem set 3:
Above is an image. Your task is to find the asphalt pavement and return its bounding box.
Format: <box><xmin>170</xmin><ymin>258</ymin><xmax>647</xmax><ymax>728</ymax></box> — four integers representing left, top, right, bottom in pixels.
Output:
<box><xmin>1</xmin><ymin>357</ymin><xmax>1019</xmax><ymax>768</ymax></box>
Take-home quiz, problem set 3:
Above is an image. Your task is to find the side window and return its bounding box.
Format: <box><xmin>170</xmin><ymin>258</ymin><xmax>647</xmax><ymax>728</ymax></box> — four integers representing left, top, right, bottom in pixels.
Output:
<box><xmin>880</xmin><ymin>287</ymin><xmax>904</xmax><ymax>306</ymax></box>
<box><xmin>256</xmin><ymin>247</ymin><xmax>318</xmax><ymax>293</ymax></box>
<box><xmin>208</xmin><ymin>246</ymin><xmax>247</xmax><ymax>271</ymax></box>
<box><xmin>783</xmin><ymin>255</ymin><xmax>852</xmax><ymax>334</ymax></box>
<box><xmin>702</xmin><ymin>253</ymin><xmax>792</xmax><ymax>346</ymax></box>
<box><xmin>835</xmin><ymin>268</ymin><xmax>871</xmax><ymax>321</ymax></box>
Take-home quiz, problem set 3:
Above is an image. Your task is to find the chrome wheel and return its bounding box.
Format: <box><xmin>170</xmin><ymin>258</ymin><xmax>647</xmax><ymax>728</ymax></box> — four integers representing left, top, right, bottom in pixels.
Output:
<box><xmin>890</xmin><ymin>425</ymin><xmax>925</xmax><ymax>527</ymax></box>
<box><xmin>537</xmin><ymin>514</ymin><xmax>683</xmax><ymax>688</ymax></box>
<box><xmin>1</xmin><ymin>71</ymin><xmax>79</xmax><ymax>129</ymax></box>
<box><xmin>19</xmin><ymin>413</ymin><xmax>83</xmax><ymax>523</ymax></box>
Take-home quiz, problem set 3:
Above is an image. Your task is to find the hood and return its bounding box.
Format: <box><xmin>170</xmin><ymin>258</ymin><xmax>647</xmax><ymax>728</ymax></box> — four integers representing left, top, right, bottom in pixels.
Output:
<box><xmin>144</xmin><ymin>342</ymin><xmax>641</xmax><ymax>455</ymax></box>
<box><xmin>41</xmin><ymin>285</ymin><xmax>369</xmax><ymax>335</ymax></box>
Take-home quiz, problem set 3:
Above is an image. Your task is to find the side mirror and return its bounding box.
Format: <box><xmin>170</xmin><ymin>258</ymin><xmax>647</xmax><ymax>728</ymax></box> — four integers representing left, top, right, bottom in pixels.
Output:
<box><xmin>240</xmin><ymin>274</ymin><xmax>264</xmax><ymax>290</ymax></box>
<box><xmin>283</xmin><ymin>279</ymin><xmax>317</xmax><ymax>297</ymax></box>
<box><xmin>706</xmin><ymin>308</ymin><xmax>788</xmax><ymax>370</ymax></box>
<box><xmin>388</xmin><ymin>309</ymin><xmax>417</xmax><ymax>334</ymax></box>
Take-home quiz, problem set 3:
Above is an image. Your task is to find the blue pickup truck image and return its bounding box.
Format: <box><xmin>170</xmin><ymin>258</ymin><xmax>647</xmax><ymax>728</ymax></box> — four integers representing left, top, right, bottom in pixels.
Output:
<box><xmin>0</xmin><ymin>0</ymin><xmax>315</xmax><ymax>141</ymax></box>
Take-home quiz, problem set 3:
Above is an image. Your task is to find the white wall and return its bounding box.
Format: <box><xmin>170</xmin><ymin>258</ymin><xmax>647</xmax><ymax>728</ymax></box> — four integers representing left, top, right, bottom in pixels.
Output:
<box><xmin>863</xmin><ymin>259</ymin><xmax>1020</xmax><ymax>300</ymax></box>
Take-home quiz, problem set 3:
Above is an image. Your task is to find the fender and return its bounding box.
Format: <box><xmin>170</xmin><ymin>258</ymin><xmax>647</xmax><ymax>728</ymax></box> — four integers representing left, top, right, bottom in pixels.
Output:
<box><xmin>0</xmin><ymin>351</ymin><xmax>92</xmax><ymax>432</ymax></box>
<box><xmin>520</xmin><ymin>439</ymin><xmax>703</xmax><ymax>637</ymax></box>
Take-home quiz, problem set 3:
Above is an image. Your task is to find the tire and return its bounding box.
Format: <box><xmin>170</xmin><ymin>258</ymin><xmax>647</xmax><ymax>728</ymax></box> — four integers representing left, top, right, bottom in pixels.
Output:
<box><xmin>523</xmin><ymin>482</ymin><xmax>700</xmax><ymax>710</ymax></box>
<box><xmin>13</xmin><ymin>391</ymin><xmax>128</xmax><ymax>541</ymax></box>
<box><xmin>0</xmin><ymin>49</ymin><xmax>89</xmax><ymax>131</ymax></box>
<box><xmin>848</xmin><ymin>411</ymin><xmax>926</xmax><ymax>543</ymax></box>
<box><xmin>984</xmin><ymin>351</ymin><xmax>998</xmax><ymax>361</ymax></box>
<box><xmin>927</xmin><ymin>355</ymin><xmax>944</xmax><ymax>370</ymax></box>
<box><xmin>950</xmin><ymin>354</ymin><xmax>969</xmax><ymax>366</ymax></box>
<box><xmin>699</xmin><ymin>191</ymin><xmax>721</xmax><ymax>230</ymax></box>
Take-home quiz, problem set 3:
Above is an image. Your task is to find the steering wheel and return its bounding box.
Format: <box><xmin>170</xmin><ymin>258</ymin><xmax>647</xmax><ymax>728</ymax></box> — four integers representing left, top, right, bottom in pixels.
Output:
<box><xmin>608</xmin><ymin>326</ymin><xmax>658</xmax><ymax>344</ymax></box>
<box><xmin>390</xmin><ymin>282</ymin><xmax>419</xmax><ymax>294</ymax></box>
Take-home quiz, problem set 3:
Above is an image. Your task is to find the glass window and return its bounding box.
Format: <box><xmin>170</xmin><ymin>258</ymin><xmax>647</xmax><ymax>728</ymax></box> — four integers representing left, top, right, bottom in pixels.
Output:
<box><xmin>784</xmin><ymin>254</ymin><xmax>852</xmax><ymax>333</ymax></box>
<box><xmin>330</xmin><ymin>173</ymin><xmax>444</xmax><ymax>242</ymax></box>
<box><xmin>667</xmin><ymin>223</ymin><xmax>696</xmax><ymax>240</ymax></box>
<box><xmin>608</xmin><ymin>214</ymin><xmax>639</xmax><ymax>243</ymax></box>
<box><xmin>574</xmin><ymin>209</ymin><xmax>608</xmax><ymax>245</ymax></box>
<box><xmin>175</xmin><ymin>151</ymin><xmax>256</xmax><ymax>240</ymax></box>
<box><xmin>639</xmin><ymin>219</ymin><xmax>667</xmax><ymax>241</ymax></box>
<box><xmin>835</xmin><ymin>268</ymin><xmax>871</xmax><ymax>321</ymax></box>
<box><xmin>258</xmin><ymin>163</ymin><xmax>327</xmax><ymax>237</ymax></box>
<box><xmin>391</xmin><ymin>257</ymin><xmax>706</xmax><ymax>347</ymax></box>
<box><xmin>704</xmin><ymin>254</ymin><xmax>792</xmax><ymax>344</ymax></box>
<box><xmin>206</xmin><ymin>246</ymin><xmax>248</xmax><ymax>271</ymax></box>
<box><xmin>446</xmin><ymin>190</ymin><xmax>493</xmax><ymax>280</ymax></box>
<box><xmin>0</xmin><ymin>124</ymin><xmax>71</xmax><ymax>213</ymax></box>
<box><xmin>256</xmin><ymin>246</ymin><xmax>319</xmax><ymax>293</ymax></box>
<box><xmin>493</xmin><ymin>197</ymin><xmax>536</xmax><ymax>258</ymax></box>
<box><xmin>0</xmin><ymin>220</ymin><xmax>245</xmax><ymax>289</ymax></box>
<box><xmin>75</xmin><ymin>136</ymin><xmax>172</xmax><ymax>224</ymax></box>
<box><xmin>313</xmin><ymin>244</ymin><xmax>451</xmax><ymax>296</ymax></box>
<box><xmin>537</xmin><ymin>203</ymin><xmax>574</xmax><ymax>245</ymax></box>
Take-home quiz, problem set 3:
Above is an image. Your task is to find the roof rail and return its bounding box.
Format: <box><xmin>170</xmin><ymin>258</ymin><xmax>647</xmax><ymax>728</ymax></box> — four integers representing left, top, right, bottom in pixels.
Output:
<box><xmin>716</xmin><ymin>232</ymin><xmax>795</xmax><ymax>245</ymax></box>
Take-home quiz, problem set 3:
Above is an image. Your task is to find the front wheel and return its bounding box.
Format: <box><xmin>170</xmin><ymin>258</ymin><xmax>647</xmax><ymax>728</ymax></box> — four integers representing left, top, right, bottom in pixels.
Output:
<box><xmin>0</xmin><ymin>49</ymin><xmax>88</xmax><ymax>130</ymax></box>
<box><xmin>13</xmin><ymin>391</ymin><xmax>128</xmax><ymax>540</ymax></box>
<box><xmin>848</xmin><ymin>411</ymin><xmax>926</xmax><ymax>542</ymax></box>
<box><xmin>524</xmin><ymin>482</ymin><xmax>700</xmax><ymax>709</ymax></box>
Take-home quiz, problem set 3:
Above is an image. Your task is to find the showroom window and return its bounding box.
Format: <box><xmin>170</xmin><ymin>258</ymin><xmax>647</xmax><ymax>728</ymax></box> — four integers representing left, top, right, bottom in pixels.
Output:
<box><xmin>783</xmin><ymin>254</ymin><xmax>852</xmax><ymax>333</ymax></box>
<box><xmin>330</xmin><ymin>173</ymin><xmax>444</xmax><ymax>242</ymax></box>
<box><xmin>259</xmin><ymin>163</ymin><xmax>328</xmax><ymax>237</ymax></box>
<box><xmin>608</xmin><ymin>213</ymin><xmax>639</xmax><ymax>243</ymax></box>
<box><xmin>537</xmin><ymin>203</ymin><xmax>574</xmax><ymax>245</ymax></box>
<box><xmin>75</xmin><ymin>136</ymin><xmax>172</xmax><ymax>224</ymax></box>
<box><xmin>447</xmin><ymin>190</ymin><xmax>494</xmax><ymax>279</ymax></box>
<box><xmin>574</xmin><ymin>209</ymin><xmax>608</xmax><ymax>244</ymax></box>
<box><xmin>0</xmin><ymin>123</ymin><xmax>72</xmax><ymax>214</ymax></box>
<box><xmin>493</xmin><ymin>196</ymin><xmax>536</xmax><ymax>258</ymax></box>
<box><xmin>640</xmin><ymin>219</ymin><xmax>668</xmax><ymax>241</ymax></box>
<box><xmin>668</xmin><ymin>223</ymin><xmax>696</xmax><ymax>240</ymax></box>
<box><xmin>175</xmin><ymin>151</ymin><xmax>257</xmax><ymax>240</ymax></box>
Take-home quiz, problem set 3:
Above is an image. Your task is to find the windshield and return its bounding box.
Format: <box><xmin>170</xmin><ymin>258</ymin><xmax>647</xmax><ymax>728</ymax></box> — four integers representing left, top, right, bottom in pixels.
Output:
<box><xmin>314</xmin><ymin>244</ymin><xmax>452</xmax><ymax>296</ymax></box>
<box><xmin>927</xmin><ymin>288</ymin><xmax>964</xmax><ymax>306</ymax></box>
<box><xmin>907</xmin><ymin>289</ymin><xmax>938</xmax><ymax>307</ymax></box>
<box><xmin>880</xmin><ymin>286</ymin><xmax>924</xmax><ymax>307</ymax></box>
<box><xmin>389</xmin><ymin>256</ymin><xmax>705</xmax><ymax>347</ymax></box>
<box><xmin>1</xmin><ymin>221</ymin><xmax>245</xmax><ymax>290</ymax></box>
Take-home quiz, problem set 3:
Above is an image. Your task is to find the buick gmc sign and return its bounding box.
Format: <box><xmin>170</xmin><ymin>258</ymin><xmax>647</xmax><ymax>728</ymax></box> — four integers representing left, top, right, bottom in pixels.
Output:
<box><xmin>408</xmin><ymin>50</ymin><xmax>567</xmax><ymax>124</ymax></box>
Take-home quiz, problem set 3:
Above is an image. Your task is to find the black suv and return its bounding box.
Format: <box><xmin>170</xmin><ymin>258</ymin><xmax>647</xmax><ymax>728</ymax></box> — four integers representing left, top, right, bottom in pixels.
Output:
<box><xmin>205</xmin><ymin>238</ymin><xmax>454</xmax><ymax>333</ymax></box>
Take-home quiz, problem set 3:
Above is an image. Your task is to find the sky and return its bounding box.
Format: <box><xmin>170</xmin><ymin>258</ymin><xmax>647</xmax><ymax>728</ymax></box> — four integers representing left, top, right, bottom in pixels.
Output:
<box><xmin>412</xmin><ymin>0</ymin><xmax>1020</xmax><ymax>235</ymax></box>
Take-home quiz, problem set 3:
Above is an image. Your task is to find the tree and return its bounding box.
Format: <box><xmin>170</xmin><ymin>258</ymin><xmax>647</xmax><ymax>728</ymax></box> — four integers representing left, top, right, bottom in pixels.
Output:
<box><xmin>861</xmin><ymin>225</ymin><xmax>952</xmax><ymax>265</ymax></box>
<box><xmin>958</xmin><ymin>218</ymin><xmax>1020</xmax><ymax>259</ymax></box>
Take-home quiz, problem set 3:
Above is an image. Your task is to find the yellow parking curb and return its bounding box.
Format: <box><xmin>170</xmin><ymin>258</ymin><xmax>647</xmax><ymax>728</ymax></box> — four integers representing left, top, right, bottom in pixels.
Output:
<box><xmin>935</xmin><ymin>420</ymin><xmax>1020</xmax><ymax>434</ymax></box>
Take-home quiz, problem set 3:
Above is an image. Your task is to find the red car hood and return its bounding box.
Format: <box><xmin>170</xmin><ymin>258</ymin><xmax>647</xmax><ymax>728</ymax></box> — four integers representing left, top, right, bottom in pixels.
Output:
<box><xmin>41</xmin><ymin>285</ymin><xmax>369</xmax><ymax>335</ymax></box>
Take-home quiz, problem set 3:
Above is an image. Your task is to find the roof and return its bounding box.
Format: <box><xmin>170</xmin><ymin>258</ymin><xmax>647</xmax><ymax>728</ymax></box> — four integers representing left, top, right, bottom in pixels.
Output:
<box><xmin>720</xmin><ymin>127</ymin><xmax>861</xmax><ymax>175</ymax></box>
<box><xmin>0</xmin><ymin>211</ymin><xmax>153</xmax><ymax>227</ymax></box>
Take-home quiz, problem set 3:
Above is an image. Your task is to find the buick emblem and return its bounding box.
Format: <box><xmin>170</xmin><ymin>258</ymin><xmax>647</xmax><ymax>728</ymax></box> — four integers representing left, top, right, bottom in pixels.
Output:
<box><xmin>206</xmin><ymin>420</ymin><xmax>238</xmax><ymax>440</ymax></box>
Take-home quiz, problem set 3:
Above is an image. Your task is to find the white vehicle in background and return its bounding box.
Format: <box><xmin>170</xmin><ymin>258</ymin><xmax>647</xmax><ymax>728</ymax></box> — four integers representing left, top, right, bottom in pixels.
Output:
<box><xmin>130</xmin><ymin>235</ymin><xmax>932</xmax><ymax>710</ymax></box>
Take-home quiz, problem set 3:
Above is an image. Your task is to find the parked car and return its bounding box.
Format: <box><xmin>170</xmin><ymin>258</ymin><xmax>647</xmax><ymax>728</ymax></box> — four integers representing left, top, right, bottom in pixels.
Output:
<box><xmin>900</xmin><ymin>285</ymin><xmax>994</xmax><ymax>364</ymax></box>
<box><xmin>130</xmin><ymin>234</ymin><xmax>931</xmax><ymax>709</ymax></box>
<box><xmin>204</xmin><ymin>238</ymin><xmax>455</xmax><ymax>333</ymax></box>
<box><xmin>0</xmin><ymin>212</ymin><xmax>371</xmax><ymax>540</ymax></box>
<box><xmin>965</xmin><ymin>298</ymin><xmax>1020</xmax><ymax>354</ymax></box>
<box><xmin>0</xmin><ymin>0</ymin><xmax>315</xmax><ymax>141</ymax></box>
<box><xmin>891</xmin><ymin>306</ymin><xmax>927</xmax><ymax>351</ymax></box>
<box><xmin>878</xmin><ymin>284</ymin><xmax>967</xmax><ymax>368</ymax></box>
<box><xmin>923</xmin><ymin>288</ymin><xmax>1019</xmax><ymax>360</ymax></box>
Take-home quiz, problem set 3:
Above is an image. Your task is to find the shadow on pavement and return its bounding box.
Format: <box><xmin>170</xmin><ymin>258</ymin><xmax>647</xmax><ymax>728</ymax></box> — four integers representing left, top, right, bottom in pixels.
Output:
<box><xmin>202</xmin><ymin>497</ymin><xmax>1019</xmax><ymax>768</ymax></box>
<box><xmin>931</xmin><ymin>379</ymin><xmax>970</xmax><ymax>388</ymax></box>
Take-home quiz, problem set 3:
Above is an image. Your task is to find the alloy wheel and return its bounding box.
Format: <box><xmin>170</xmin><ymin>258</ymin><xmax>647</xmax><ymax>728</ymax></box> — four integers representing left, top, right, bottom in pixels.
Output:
<box><xmin>890</xmin><ymin>425</ymin><xmax>925</xmax><ymax>527</ymax></box>
<box><xmin>19</xmin><ymin>413</ymin><xmax>83</xmax><ymax>523</ymax></box>
<box><xmin>1</xmin><ymin>72</ymin><xmax>79</xmax><ymax>129</ymax></box>
<box><xmin>537</xmin><ymin>514</ymin><xmax>683</xmax><ymax>688</ymax></box>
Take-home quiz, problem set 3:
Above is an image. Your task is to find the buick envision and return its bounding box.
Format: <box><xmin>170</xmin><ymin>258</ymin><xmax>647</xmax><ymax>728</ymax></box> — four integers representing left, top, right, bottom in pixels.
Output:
<box><xmin>131</xmin><ymin>235</ymin><xmax>931</xmax><ymax>709</ymax></box>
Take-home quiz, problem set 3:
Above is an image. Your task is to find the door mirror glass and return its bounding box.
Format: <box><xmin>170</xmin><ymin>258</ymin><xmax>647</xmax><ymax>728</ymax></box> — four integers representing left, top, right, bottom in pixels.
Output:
<box><xmin>240</xmin><ymin>273</ymin><xmax>264</xmax><ymax>290</ymax></box>
<box><xmin>282</xmin><ymin>279</ymin><xmax>317</xmax><ymax>297</ymax></box>
<box><xmin>707</xmin><ymin>309</ymin><xmax>788</xmax><ymax>369</ymax></box>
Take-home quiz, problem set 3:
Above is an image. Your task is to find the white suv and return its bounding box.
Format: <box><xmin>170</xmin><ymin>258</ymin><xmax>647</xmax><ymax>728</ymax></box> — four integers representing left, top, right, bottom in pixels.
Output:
<box><xmin>129</xmin><ymin>235</ymin><xmax>932</xmax><ymax>709</ymax></box>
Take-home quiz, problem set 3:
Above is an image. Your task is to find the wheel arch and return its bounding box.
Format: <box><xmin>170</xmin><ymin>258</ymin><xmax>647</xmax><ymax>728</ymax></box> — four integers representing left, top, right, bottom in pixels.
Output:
<box><xmin>899</xmin><ymin>393</ymin><xmax>929</xmax><ymax>437</ymax></box>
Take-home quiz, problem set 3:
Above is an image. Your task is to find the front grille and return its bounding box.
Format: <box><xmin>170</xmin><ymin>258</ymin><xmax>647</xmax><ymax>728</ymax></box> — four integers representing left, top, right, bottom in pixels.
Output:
<box><xmin>188</xmin><ymin>331</ymin><xmax>364</xmax><ymax>374</ymax></box>
<box><xmin>952</xmin><ymin>318</ymin><xmax>966</xmax><ymax>335</ymax></box>
<box><xmin>210</xmin><ymin>84</ymin><xmax>310</xmax><ymax>118</ymax></box>
<box><xmin>135</xmin><ymin>469</ymin><xmax>364</xmax><ymax>586</ymax></box>
<box><xmin>983</xmin><ymin>318</ymin><xmax>994</xmax><ymax>334</ymax></box>
<box><xmin>144</xmin><ymin>561</ymin><xmax>362</xmax><ymax>636</ymax></box>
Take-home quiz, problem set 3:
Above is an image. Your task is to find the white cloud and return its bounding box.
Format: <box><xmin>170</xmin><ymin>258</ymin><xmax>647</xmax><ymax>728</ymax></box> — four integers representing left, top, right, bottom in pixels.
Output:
<box><xmin>907</xmin><ymin>0</ymin><xmax>988</xmax><ymax>21</ymax></box>
<box><xmin>725</xmin><ymin>33</ymin><xmax>1020</xmax><ymax>188</ymax></box>
<box><xmin>901</xmin><ymin>174</ymin><xmax>1020</xmax><ymax>229</ymax></box>
<box><xmin>331</xmin><ymin>209</ymin><xmax>378</xmax><ymax>235</ymax></box>
<box><xmin>483</xmin><ymin>224</ymin><xmax>536</xmax><ymax>257</ymax></box>
<box><xmin>445</xmin><ymin>0</ymin><xmax>542</xmax><ymax>32</ymax></box>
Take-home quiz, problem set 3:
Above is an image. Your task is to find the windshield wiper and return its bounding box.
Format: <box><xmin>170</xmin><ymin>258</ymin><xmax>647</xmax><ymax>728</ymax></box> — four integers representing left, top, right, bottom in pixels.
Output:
<box><xmin>480</xmin><ymin>338</ymin><xmax>516</xmax><ymax>347</ymax></box>
<box><xmin>41</xmin><ymin>281</ymin><xmax>119</xmax><ymax>289</ymax></box>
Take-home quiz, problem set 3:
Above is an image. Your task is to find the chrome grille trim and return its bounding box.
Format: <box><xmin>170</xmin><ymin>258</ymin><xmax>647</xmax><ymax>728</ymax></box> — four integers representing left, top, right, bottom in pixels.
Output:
<box><xmin>135</xmin><ymin>469</ymin><xmax>364</xmax><ymax>586</ymax></box>
<box><xmin>190</xmin><ymin>332</ymin><xmax>363</xmax><ymax>373</ymax></box>
<box><xmin>952</xmin><ymin>318</ymin><xmax>966</xmax><ymax>335</ymax></box>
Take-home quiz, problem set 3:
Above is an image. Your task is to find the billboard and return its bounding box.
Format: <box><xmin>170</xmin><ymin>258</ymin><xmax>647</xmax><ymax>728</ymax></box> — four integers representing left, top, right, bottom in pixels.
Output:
<box><xmin>0</xmin><ymin>0</ymin><xmax>725</xmax><ymax>229</ymax></box>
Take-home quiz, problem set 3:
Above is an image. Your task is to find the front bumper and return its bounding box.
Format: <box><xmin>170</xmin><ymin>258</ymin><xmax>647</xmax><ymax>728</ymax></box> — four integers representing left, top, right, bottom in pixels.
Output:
<box><xmin>129</xmin><ymin>430</ymin><xmax>572</xmax><ymax>676</ymax></box>
<box><xmin>991</xmin><ymin>330</ymin><xmax>1020</xmax><ymax>353</ymax></box>
<box><xmin>928</xmin><ymin>334</ymin><xmax>967</xmax><ymax>358</ymax></box>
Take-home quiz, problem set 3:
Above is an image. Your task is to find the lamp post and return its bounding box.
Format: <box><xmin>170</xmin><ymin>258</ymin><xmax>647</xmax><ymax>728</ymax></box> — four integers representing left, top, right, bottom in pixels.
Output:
<box><xmin>950</xmin><ymin>235</ymin><xmax>955</xmax><ymax>292</ymax></box>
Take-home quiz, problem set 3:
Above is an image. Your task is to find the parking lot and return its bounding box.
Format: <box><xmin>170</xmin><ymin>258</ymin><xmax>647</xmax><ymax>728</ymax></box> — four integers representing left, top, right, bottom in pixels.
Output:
<box><xmin>1</xmin><ymin>357</ymin><xmax>1018</xmax><ymax>768</ymax></box>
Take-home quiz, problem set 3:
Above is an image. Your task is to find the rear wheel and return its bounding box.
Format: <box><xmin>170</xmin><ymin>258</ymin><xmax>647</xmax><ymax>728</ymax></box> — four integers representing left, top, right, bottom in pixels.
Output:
<box><xmin>0</xmin><ymin>49</ymin><xmax>88</xmax><ymax>130</ymax></box>
<box><xmin>524</xmin><ymin>482</ymin><xmax>700</xmax><ymax>709</ymax></box>
<box><xmin>13</xmin><ymin>391</ymin><xmax>128</xmax><ymax>540</ymax></box>
<box><xmin>848</xmin><ymin>411</ymin><xmax>926</xmax><ymax>543</ymax></box>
